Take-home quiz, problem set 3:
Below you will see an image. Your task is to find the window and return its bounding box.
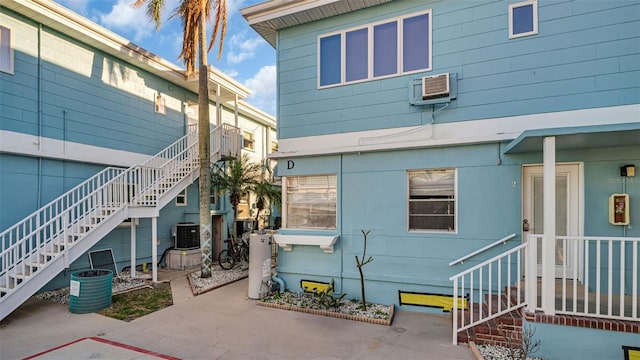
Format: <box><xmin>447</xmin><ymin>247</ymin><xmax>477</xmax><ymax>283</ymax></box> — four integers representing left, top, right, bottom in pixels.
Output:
<box><xmin>408</xmin><ymin>169</ymin><xmax>456</xmax><ymax>232</ymax></box>
<box><xmin>284</xmin><ymin>175</ymin><xmax>337</xmax><ymax>230</ymax></box>
<box><xmin>271</xmin><ymin>140</ymin><xmax>278</xmax><ymax>153</ymax></box>
<box><xmin>243</xmin><ymin>131</ymin><xmax>255</xmax><ymax>151</ymax></box>
<box><xmin>176</xmin><ymin>189</ymin><xmax>187</xmax><ymax>206</ymax></box>
<box><xmin>318</xmin><ymin>10</ymin><xmax>432</xmax><ymax>88</ymax></box>
<box><xmin>509</xmin><ymin>0</ymin><xmax>538</xmax><ymax>39</ymax></box>
<box><xmin>0</xmin><ymin>26</ymin><xmax>13</xmax><ymax>74</ymax></box>
<box><xmin>155</xmin><ymin>94</ymin><xmax>166</xmax><ymax>114</ymax></box>
<box><xmin>237</xmin><ymin>195</ymin><xmax>250</xmax><ymax>219</ymax></box>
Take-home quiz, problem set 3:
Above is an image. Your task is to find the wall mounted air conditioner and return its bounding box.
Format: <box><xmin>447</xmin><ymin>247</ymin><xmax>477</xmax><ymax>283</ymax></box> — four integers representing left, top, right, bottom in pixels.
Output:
<box><xmin>172</xmin><ymin>223</ymin><xmax>200</xmax><ymax>250</ymax></box>
<box><xmin>422</xmin><ymin>73</ymin><xmax>450</xmax><ymax>100</ymax></box>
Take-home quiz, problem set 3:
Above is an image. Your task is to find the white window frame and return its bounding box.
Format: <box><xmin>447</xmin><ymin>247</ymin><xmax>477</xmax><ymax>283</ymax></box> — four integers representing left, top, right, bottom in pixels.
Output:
<box><xmin>283</xmin><ymin>174</ymin><xmax>337</xmax><ymax>230</ymax></box>
<box><xmin>317</xmin><ymin>9</ymin><xmax>432</xmax><ymax>89</ymax></box>
<box><xmin>509</xmin><ymin>0</ymin><xmax>538</xmax><ymax>39</ymax></box>
<box><xmin>176</xmin><ymin>189</ymin><xmax>187</xmax><ymax>206</ymax></box>
<box><xmin>155</xmin><ymin>94</ymin><xmax>166</xmax><ymax>114</ymax></box>
<box><xmin>0</xmin><ymin>25</ymin><xmax>14</xmax><ymax>75</ymax></box>
<box><xmin>243</xmin><ymin>130</ymin><xmax>255</xmax><ymax>151</ymax></box>
<box><xmin>407</xmin><ymin>168</ymin><xmax>457</xmax><ymax>233</ymax></box>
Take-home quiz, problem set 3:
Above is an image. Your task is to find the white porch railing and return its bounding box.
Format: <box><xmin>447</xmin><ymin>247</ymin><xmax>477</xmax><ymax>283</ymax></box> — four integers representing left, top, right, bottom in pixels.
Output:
<box><xmin>0</xmin><ymin>124</ymin><xmax>240</xmax><ymax>320</ymax></box>
<box><xmin>450</xmin><ymin>242</ymin><xmax>529</xmax><ymax>345</ymax></box>
<box><xmin>527</xmin><ymin>234</ymin><xmax>639</xmax><ymax>321</ymax></box>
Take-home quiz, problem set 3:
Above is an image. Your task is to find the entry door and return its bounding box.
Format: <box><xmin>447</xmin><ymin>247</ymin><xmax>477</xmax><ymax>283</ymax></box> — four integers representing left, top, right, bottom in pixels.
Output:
<box><xmin>522</xmin><ymin>164</ymin><xmax>581</xmax><ymax>278</ymax></box>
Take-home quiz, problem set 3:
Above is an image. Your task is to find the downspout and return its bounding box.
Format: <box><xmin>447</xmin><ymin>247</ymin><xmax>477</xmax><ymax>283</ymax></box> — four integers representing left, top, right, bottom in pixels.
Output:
<box><xmin>339</xmin><ymin>154</ymin><xmax>344</xmax><ymax>294</ymax></box>
<box><xmin>271</xmin><ymin>272</ymin><xmax>285</xmax><ymax>294</ymax></box>
<box><xmin>37</xmin><ymin>24</ymin><xmax>43</xmax><ymax>206</ymax></box>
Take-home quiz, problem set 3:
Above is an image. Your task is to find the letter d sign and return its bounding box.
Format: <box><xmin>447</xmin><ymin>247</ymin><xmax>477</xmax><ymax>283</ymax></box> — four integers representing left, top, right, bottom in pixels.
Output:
<box><xmin>287</xmin><ymin>160</ymin><xmax>295</xmax><ymax>169</ymax></box>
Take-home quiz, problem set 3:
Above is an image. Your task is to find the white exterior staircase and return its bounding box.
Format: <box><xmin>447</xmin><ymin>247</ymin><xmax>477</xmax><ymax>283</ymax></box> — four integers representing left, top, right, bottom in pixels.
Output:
<box><xmin>0</xmin><ymin>124</ymin><xmax>241</xmax><ymax>321</ymax></box>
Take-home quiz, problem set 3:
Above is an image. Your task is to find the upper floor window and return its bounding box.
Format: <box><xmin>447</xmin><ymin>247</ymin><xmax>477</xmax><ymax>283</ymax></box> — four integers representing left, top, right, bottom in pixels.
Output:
<box><xmin>243</xmin><ymin>131</ymin><xmax>255</xmax><ymax>151</ymax></box>
<box><xmin>284</xmin><ymin>174</ymin><xmax>337</xmax><ymax>230</ymax></box>
<box><xmin>154</xmin><ymin>94</ymin><xmax>166</xmax><ymax>114</ymax></box>
<box><xmin>318</xmin><ymin>10</ymin><xmax>432</xmax><ymax>88</ymax></box>
<box><xmin>0</xmin><ymin>26</ymin><xmax>13</xmax><ymax>74</ymax></box>
<box><xmin>408</xmin><ymin>169</ymin><xmax>456</xmax><ymax>232</ymax></box>
<box><xmin>509</xmin><ymin>0</ymin><xmax>538</xmax><ymax>39</ymax></box>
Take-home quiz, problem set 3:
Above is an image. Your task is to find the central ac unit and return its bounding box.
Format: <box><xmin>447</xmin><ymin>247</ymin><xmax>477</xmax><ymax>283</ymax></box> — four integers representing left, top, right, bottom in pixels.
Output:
<box><xmin>422</xmin><ymin>73</ymin><xmax>450</xmax><ymax>100</ymax></box>
<box><xmin>172</xmin><ymin>223</ymin><xmax>200</xmax><ymax>250</ymax></box>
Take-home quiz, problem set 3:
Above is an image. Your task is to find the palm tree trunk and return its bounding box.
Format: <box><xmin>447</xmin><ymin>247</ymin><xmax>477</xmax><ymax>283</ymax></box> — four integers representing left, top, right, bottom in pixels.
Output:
<box><xmin>198</xmin><ymin>5</ymin><xmax>212</xmax><ymax>278</ymax></box>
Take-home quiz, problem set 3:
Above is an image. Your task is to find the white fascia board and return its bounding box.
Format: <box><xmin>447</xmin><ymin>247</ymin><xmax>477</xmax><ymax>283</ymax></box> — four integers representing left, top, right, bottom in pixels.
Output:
<box><xmin>7</xmin><ymin>0</ymin><xmax>253</xmax><ymax>102</ymax></box>
<box><xmin>269</xmin><ymin>104</ymin><xmax>640</xmax><ymax>158</ymax></box>
<box><xmin>0</xmin><ymin>130</ymin><xmax>150</xmax><ymax>167</ymax></box>
<box><xmin>241</xmin><ymin>0</ymin><xmax>340</xmax><ymax>25</ymax></box>
<box><xmin>8</xmin><ymin>0</ymin><xmax>186</xmax><ymax>82</ymax></box>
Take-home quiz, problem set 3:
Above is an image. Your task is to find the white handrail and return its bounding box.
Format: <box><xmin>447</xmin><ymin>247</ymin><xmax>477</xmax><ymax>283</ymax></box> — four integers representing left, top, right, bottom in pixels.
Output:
<box><xmin>450</xmin><ymin>241</ymin><xmax>530</xmax><ymax>345</ymax></box>
<box><xmin>449</xmin><ymin>233</ymin><xmax>517</xmax><ymax>266</ymax></box>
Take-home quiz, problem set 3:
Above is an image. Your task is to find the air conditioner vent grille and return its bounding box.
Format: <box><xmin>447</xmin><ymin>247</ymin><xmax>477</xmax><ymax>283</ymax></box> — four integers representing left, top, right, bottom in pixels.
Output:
<box><xmin>422</xmin><ymin>73</ymin><xmax>450</xmax><ymax>100</ymax></box>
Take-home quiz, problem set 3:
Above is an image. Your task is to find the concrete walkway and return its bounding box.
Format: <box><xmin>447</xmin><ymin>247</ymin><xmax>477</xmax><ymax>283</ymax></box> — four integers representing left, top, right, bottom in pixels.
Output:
<box><xmin>0</xmin><ymin>277</ymin><xmax>474</xmax><ymax>360</ymax></box>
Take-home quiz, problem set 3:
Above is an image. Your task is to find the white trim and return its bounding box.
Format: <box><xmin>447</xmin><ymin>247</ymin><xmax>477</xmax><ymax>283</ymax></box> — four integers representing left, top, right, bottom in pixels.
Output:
<box><xmin>0</xmin><ymin>25</ymin><xmax>14</xmax><ymax>75</ymax></box>
<box><xmin>317</xmin><ymin>9</ymin><xmax>432</xmax><ymax>89</ymax></box>
<box><xmin>282</xmin><ymin>174</ymin><xmax>338</xmax><ymax>230</ymax></box>
<box><xmin>0</xmin><ymin>130</ymin><xmax>150</xmax><ymax>167</ymax></box>
<box><xmin>509</xmin><ymin>0</ymin><xmax>538</xmax><ymax>39</ymax></box>
<box><xmin>269</xmin><ymin>104</ymin><xmax>640</xmax><ymax>159</ymax></box>
<box><xmin>176</xmin><ymin>189</ymin><xmax>187</xmax><ymax>207</ymax></box>
<box><xmin>407</xmin><ymin>168</ymin><xmax>458</xmax><ymax>233</ymax></box>
<box><xmin>273</xmin><ymin>234</ymin><xmax>339</xmax><ymax>253</ymax></box>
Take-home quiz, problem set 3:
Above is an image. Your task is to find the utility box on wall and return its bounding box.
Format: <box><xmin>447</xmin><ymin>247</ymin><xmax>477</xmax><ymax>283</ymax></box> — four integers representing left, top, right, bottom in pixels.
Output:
<box><xmin>609</xmin><ymin>194</ymin><xmax>630</xmax><ymax>225</ymax></box>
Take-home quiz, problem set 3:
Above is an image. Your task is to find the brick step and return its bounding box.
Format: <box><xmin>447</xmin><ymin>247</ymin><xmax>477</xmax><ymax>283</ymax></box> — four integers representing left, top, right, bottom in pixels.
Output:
<box><xmin>455</xmin><ymin>293</ymin><xmax>524</xmax><ymax>347</ymax></box>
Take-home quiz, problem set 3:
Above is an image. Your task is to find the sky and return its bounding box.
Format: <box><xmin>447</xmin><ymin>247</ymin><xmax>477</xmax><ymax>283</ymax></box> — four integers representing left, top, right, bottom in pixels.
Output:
<box><xmin>54</xmin><ymin>0</ymin><xmax>277</xmax><ymax>116</ymax></box>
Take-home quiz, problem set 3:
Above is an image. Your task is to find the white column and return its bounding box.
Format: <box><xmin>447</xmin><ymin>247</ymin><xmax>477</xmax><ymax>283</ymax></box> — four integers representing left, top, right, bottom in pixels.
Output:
<box><xmin>152</xmin><ymin>217</ymin><xmax>158</xmax><ymax>283</ymax></box>
<box><xmin>130</xmin><ymin>219</ymin><xmax>137</xmax><ymax>279</ymax></box>
<box><xmin>542</xmin><ymin>136</ymin><xmax>556</xmax><ymax>315</ymax></box>
<box><xmin>216</xmin><ymin>84</ymin><xmax>221</xmax><ymax>127</ymax></box>
<box><xmin>234</xmin><ymin>94</ymin><xmax>239</xmax><ymax>128</ymax></box>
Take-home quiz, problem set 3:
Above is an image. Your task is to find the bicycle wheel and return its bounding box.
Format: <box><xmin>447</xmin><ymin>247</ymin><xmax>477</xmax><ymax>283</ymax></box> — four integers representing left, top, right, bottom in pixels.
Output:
<box><xmin>241</xmin><ymin>244</ymin><xmax>249</xmax><ymax>262</ymax></box>
<box><xmin>218</xmin><ymin>249</ymin><xmax>234</xmax><ymax>270</ymax></box>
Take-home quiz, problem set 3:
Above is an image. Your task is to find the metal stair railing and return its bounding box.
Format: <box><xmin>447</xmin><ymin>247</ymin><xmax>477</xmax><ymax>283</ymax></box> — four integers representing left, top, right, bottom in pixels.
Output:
<box><xmin>0</xmin><ymin>123</ymin><xmax>239</xmax><ymax>320</ymax></box>
<box><xmin>449</xmin><ymin>242</ymin><xmax>530</xmax><ymax>345</ymax></box>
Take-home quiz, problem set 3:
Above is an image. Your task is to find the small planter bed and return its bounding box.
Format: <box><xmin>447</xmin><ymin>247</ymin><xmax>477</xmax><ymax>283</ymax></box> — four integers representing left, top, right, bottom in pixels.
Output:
<box><xmin>258</xmin><ymin>291</ymin><xmax>394</xmax><ymax>326</ymax></box>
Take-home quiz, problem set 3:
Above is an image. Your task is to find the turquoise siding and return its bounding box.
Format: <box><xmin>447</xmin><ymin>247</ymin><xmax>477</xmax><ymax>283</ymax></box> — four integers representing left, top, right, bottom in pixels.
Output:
<box><xmin>526</xmin><ymin>319</ymin><xmax>640</xmax><ymax>360</ymax></box>
<box><xmin>0</xmin><ymin>6</ymin><xmax>199</xmax><ymax>290</ymax></box>
<box><xmin>276</xmin><ymin>0</ymin><xmax>640</xmax><ymax>138</ymax></box>
<box><xmin>0</xmin><ymin>7</ymin><xmax>192</xmax><ymax>154</ymax></box>
<box><xmin>275</xmin><ymin>145</ymin><xmax>639</xmax><ymax>308</ymax></box>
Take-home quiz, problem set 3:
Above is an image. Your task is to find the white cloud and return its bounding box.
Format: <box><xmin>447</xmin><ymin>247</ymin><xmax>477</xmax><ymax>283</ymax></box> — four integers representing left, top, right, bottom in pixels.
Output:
<box><xmin>226</xmin><ymin>33</ymin><xmax>266</xmax><ymax>64</ymax></box>
<box><xmin>244</xmin><ymin>65</ymin><xmax>276</xmax><ymax>115</ymax></box>
<box><xmin>56</xmin><ymin>0</ymin><xmax>90</xmax><ymax>15</ymax></box>
<box><xmin>98</xmin><ymin>0</ymin><xmax>156</xmax><ymax>43</ymax></box>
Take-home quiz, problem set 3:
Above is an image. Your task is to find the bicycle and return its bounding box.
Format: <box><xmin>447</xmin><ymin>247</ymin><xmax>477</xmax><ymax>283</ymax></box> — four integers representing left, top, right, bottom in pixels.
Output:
<box><xmin>218</xmin><ymin>236</ymin><xmax>249</xmax><ymax>270</ymax></box>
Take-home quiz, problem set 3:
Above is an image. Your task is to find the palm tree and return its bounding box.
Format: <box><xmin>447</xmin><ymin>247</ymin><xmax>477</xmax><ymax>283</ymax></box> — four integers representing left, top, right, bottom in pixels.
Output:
<box><xmin>210</xmin><ymin>154</ymin><xmax>262</xmax><ymax>244</ymax></box>
<box><xmin>133</xmin><ymin>0</ymin><xmax>227</xmax><ymax>278</ymax></box>
<box><xmin>252</xmin><ymin>162</ymin><xmax>281</xmax><ymax>230</ymax></box>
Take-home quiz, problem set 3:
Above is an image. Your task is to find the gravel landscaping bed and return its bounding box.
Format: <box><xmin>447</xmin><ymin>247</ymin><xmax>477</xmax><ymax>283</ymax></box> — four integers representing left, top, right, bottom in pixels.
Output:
<box><xmin>259</xmin><ymin>291</ymin><xmax>394</xmax><ymax>325</ymax></box>
<box><xmin>477</xmin><ymin>344</ymin><xmax>544</xmax><ymax>360</ymax></box>
<box><xmin>188</xmin><ymin>265</ymin><xmax>248</xmax><ymax>294</ymax></box>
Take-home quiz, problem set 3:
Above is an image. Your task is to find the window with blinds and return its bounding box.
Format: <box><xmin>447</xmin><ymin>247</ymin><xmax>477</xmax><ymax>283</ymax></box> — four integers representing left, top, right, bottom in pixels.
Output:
<box><xmin>285</xmin><ymin>175</ymin><xmax>337</xmax><ymax>230</ymax></box>
<box><xmin>408</xmin><ymin>169</ymin><xmax>456</xmax><ymax>231</ymax></box>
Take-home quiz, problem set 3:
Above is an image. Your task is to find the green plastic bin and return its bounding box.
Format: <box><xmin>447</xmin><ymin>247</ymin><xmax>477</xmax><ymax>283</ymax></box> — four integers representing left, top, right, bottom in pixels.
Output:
<box><xmin>69</xmin><ymin>269</ymin><xmax>113</xmax><ymax>314</ymax></box>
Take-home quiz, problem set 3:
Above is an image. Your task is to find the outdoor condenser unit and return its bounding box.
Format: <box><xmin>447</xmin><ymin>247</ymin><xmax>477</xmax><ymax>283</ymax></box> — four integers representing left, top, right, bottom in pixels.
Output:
<box><xmin>172</xmin><ymin>223</ymin><xmax>200</xmax><ymax>250</ymax></box>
